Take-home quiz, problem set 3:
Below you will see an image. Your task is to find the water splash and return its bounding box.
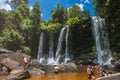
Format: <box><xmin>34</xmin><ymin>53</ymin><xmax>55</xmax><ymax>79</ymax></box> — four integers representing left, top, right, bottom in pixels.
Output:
<box><xmin>92</xmin><ymin>16</ymin><xmax>112</xmax><ymax>65</ymax></box>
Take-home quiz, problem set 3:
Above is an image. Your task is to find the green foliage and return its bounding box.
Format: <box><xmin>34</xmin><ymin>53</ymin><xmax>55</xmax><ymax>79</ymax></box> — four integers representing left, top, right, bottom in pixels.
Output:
<box><xmin>68</xmin><ymin>4</ymin><xmax>81</xmax><ymax>18</ymax></box>
<box><xmin>51</xmin><ymin>4</ymin><xmax>68</xmax><ymax>24</ymax></box>
<box><xmin>30</xmin><ymin>2</ymin><xmax>41</xmax><ymax>26</ymax></box>
<box><xmin>21</xmin><ymin>18</ymin><xmax>32</xmax><ymax>30</ymax></box>
<box><xmin>79</xmin><ymin>11</ymin><xmax>90</xmax><ymax>19</ymax></box>
<box><xmin>21</xmin><ymin>46</ymin><xmax>31</xmax><ymax>54</ymax></box>
<box><xmin>0</xmin><ymin>10</ymin><xmax>7</xmax><ymax>33</ymax></box>
<box><xmin>66</xmin><ymin>17</ymin><xmax>79</xmax><ymax>26</ymax></box>
<box><xmin>11</xmin><ymin>0</ymin><xmax>28</xmax><ymax>8</ymax></box>
<box><xmin>0</xmin><ymin>28</ymin><xmax>24</xmax><ymax>51</ymax></box>
<box><xmin>16</xmin><ymin>3</ymin><xmax>29</xmax><ymax>20</ymax></box>
<box><xmin>91</xmin><ymin>46</ymin><xmax>96</xmax><ymax>52</ymax></box>
<box><xmin>39</xmin><ymin>22</ymin><xmax>62</xmax><ymax>33</ymax></box>
<box><xmin>0</xmin><ymin>1</ymin><xmax>94</xmax><ymax>57</ymax></box>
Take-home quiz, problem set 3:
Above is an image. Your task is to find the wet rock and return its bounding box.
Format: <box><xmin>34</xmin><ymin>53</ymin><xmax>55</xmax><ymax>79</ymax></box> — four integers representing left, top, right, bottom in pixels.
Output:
<box><xmin>0</xmin><ymin>48</ymin><xmax>12</xmax><ymax>54</ymax></box>
<box><xmin>6</xmin><ymin>70</ymin><xmax>31</xmax><ymax>80</ymax></box>
<box><xmin>0</xmin><ymin>52</ymin><xmax>31</xmax><ymax>65</ymax></box>
<box><xmin>59</xmin><ymin>62</ymin><xmax>78</xmax><ymax>72</ymax></box>
<box><xmin>29</xmin><ymin>68</ymin><xmax>45</xmax><ymax>76</ymax></box>
<box><xmin>114</xmin><ymin>60</ymin><xmax>120</xmax><ymax>71</ymax></box>
<box><xmin>96</xmin><ymin>73</ymin><xmax>120</xmax><ymax>80</ymax></box>
<box><xmin>1</xmin><ymin>58</ymin><xmax>20</xmax><ymax>70</ymax></box>
<box><xmin>29</xmin><ymin>59</ymin><xmax>44</xmax><ymax>69</ymax></box>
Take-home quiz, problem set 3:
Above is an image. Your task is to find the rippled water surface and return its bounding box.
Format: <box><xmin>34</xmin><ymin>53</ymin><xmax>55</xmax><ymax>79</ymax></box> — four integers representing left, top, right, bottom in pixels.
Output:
<box><xmin>27</xmin><ymin>66</ymin><xmax>99</xmax><ymax>80</ymax></box>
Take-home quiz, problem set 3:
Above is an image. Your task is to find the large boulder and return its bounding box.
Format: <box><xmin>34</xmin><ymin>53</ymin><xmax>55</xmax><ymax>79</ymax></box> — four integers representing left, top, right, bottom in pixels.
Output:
<box><xmin>43</xmin><ymin>62</ymin><xmax>78</xmax><ymax>73</ymax></box>
<box><xmin>0</xmin><ymin>48</ymin><xmax>12</xmax><ymax>54</ymax></box>
<box><xmin>1</xmin><ymin>58</ymin><xmax>20</xmax><ymax>70</ymax></box>
<box><xmin>5</xmin><ymin>70</ymin><xmax>31</xmax><ymax>80</ymax></box>
<box><xmin>29</xmin><ymin>59</ymin><xmax>44</xmax><ymax>69</ymax></box>
<box><xmin>29</xmin><ymin>68</ymin><xmax>45</xmax><ymax>76</ymax></box>
<box><xmin>0</xmin><ymin>52</ymin><xmax>31</xmax><ymax>65</ymax></box>
<box><xmin>96</xmin><ymin>73</ymin><xmax>120</xmax><ymax>80</ymax></box>
<box><xmin>59</xmin><ymin>62</ymin><xmax>78</xmax><ymax>72</ymax></box>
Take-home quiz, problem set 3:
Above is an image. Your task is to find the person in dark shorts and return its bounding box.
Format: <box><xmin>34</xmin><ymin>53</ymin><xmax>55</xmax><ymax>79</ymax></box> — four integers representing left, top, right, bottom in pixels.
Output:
<box><xmin>87</xmin><ymin>65</ymin><xmax>91</xmax><ymax>80</ymax></box>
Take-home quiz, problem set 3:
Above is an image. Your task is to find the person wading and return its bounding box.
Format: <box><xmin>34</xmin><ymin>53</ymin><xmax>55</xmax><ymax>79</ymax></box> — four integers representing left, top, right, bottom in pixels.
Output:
<box><xmin>87</xmin><ymin>65</ymin><xmax>91</xmax><ymax>80</ymax></box>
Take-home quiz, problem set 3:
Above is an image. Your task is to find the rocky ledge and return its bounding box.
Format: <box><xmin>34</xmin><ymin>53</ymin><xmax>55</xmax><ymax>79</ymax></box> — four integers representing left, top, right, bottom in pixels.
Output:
<box><xmin>0</xmin><ymin>49</ymin><xmax>78</xmax><ymax>80</ymax></box>
<box><xmin>96</xmin><ymin>73</ymin><xmax>120</xmax><ymax>80</ymax></box>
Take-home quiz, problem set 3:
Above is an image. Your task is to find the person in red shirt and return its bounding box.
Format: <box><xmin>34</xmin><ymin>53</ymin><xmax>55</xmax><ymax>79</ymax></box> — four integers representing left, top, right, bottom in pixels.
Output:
<box><xmin>23</xmin><ymin>57</ymin><xmax>28</xmax><ymax>70</ymax></box>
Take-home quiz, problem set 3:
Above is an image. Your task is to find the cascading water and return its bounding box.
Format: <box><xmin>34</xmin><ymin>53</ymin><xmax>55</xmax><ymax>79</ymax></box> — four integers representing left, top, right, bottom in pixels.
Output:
<box><xmin>55</xmin><ymin>26</ymin><xmax>67</xmax><ymax>64</ymax></box>
<box><xmin>64</xmin><ymin>26</ymin><xmax>70</xmax><ymax>63</ymax></box>
<box><xmin>47</xmin><ymin>33</ymin><xmax>55</xmax><ymax>64</ymax></box>
<box><xmin>37</xmin><ymin>26</ymin><xmax>71</xmax><ymax>64</ymax></box>
<box><xmin>37</xmin><ymin>32</ymin><xmax>45</xmax><ymax>63</ymax></box>
<box><xmin>92</xmin><ymin>16</ymin><xmax>112</xmax><ymax>65</ymax></box>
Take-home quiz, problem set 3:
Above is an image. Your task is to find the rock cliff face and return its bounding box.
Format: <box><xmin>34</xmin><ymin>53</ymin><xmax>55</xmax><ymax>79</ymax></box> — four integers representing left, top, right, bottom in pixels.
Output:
<box><xmin>0</xmin><ymin>50</ymin><xmax>45</xmax><ymax>80</ymax></box>
<box><xmin>96</xmin><ymin>73</ymin><xmax>120</xmax><ymax>80</ymax></box>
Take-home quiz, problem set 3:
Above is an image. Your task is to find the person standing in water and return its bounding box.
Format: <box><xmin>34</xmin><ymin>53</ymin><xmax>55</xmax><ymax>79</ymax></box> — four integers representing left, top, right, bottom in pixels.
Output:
<box><xmin>90</xmin><ymin>66</ymin><xmax>95</xmax><ymax>80</ymax></box>
<box><xmin>87</xmin><ymin>65</ymin><xmax>91</xmax><ymax>80</ymax></box>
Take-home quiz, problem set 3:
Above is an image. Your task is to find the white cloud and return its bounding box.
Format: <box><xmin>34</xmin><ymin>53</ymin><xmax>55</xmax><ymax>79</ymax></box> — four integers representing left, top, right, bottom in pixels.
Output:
<box><xmin>41</xmin><ymin>13</ymin><xmax>43</xmax><ymax>18</ymax></box>
<box><xmin>80</xmin><ymin>0</ymin><xmax>90</xmax><ymax>4</ymax></box>
<box><xmin>84</xmin><ymin>0</ymin><xmax>90</xmax><ymax>4</ymax></box>
<box><xmin>76</xmin><ymin>3</ymin><xmax>84</xmax><ymax>11</ymax></box>
<box><xmin>68</xmin><ymin>3</ymin><xmax>84</xmax><ymax>11</ymax></box>
<box><xmin>0</xmin><ymin>0</ymin><xmax>12</xmax><ymax>11</ymax></box>
<box><xmin>29</xmin><ymin>6</ymin><xmax>33</xmax><ymax>10</ymax></box>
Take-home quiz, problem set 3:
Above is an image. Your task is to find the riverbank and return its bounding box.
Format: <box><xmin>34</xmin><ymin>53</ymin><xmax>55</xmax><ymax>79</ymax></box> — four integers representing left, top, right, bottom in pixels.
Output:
<box><xmin>0</xmin><ymin>49</ymin><xmax>120</xmax><ymax>80</ymax></box>
<box><xmin>26</xmin><ymin>66</ymin><xmax>99</xmax><ymax>80</ymax></box>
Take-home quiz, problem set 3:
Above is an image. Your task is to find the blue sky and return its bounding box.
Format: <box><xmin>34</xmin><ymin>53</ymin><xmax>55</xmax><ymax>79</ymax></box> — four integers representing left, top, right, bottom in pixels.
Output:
<box><xmin>0</xmin><ymin>0</ymin><xmax>95</xmax><ymax>21</ymax></box>
<box><xmin>29</xmin><ymin>0</ymin><xmax>95</xmax><ymax>20</ymax></box>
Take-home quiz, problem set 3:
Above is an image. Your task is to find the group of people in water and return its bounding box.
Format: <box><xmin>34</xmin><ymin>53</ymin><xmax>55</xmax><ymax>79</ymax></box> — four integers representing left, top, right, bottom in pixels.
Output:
<box><xmin>87</xmin><ymin>65</ymin><xmax>95</xmax><ymax>80</ymax></box>
<box><xmin>86</xmin><ymin>65</ymin><xmax>111</xmax><ymax>80</ymax></box>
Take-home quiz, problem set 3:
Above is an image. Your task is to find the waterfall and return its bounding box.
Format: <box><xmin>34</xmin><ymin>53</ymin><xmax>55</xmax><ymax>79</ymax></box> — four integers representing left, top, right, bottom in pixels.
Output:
<box><xmin>92</xmin><ymin>16</ymin><xmax>112</xmax><ymax>65</ymax></box>
<box><xmin>37</xmin><ymin>32</ymin><xmax>45</xmax><ymax>63</ymax></box>
<box><xmin>64</xmin><ymin>26</ymin><xmax>70</xmax><ymax>63</ymax></box>
<box><xmin>47</xmin><ymin>33</ymin><xmax>55</xmax><ymax>64</ymax></box>
<box><xmin>37</xmin><ymin>26</ymin><xmax>71</xmax><ymax>65</ymax></box>
<box><xmin>55</xmin><ymin>26</ymin><xmax>67</xmax><ymax>64</ymax></box>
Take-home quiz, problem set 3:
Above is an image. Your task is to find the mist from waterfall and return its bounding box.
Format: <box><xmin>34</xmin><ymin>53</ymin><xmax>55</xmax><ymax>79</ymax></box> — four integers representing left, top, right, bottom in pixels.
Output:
<box><xmin>92</xmin><ymin>16</ymin><xmax>112</xmax><ymax>65</ymax></box>
<box><xmin>37</xmin><ymin>32</ymin><xmax>45</xmax><ymax>63</ymax></box>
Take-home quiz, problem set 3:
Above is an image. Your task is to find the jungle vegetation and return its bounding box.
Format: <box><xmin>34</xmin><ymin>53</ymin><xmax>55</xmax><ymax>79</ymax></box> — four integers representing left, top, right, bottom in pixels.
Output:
<box><xmin>0</xmin><ymin>0</ymin><xmax>120</xmax><ymax>58</ymax></box>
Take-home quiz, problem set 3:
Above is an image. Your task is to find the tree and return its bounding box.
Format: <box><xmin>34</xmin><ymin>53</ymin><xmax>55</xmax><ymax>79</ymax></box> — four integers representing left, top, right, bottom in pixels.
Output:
<box><xmin>51</xmin><ymin>4</ymin><xmax>68</xmax><ymax>24</ymax></box>
<box><xmin>68</xmin><ymin>4</ymin><xmax>81</xmax><ymax>18</ymax></box>
<box><xmin>30</xmin><ymin>2</ymin><xmax>41</xmax><ymax>26</ymax></box>
<box><xmin>11</xmin><ymin>0</ymin><xmax>28</xmax><ymax>8</ymax></box>
<box><xmin>0</xmin><ymin>28</ymin><xmax>24</xmax><ymax>51</ymax></box>
<box><xmin>16</xmin><ymin>3</ymin><xmax>29</xmax><ymax>20</ymax></box>
<box><xmin>0</xmin><ymin>10</ymin><xmax>7</xmax><ymax>33</ymax></box>
<box><xmin>29</xmin><ymin>2</ymin><xmax>42</xmax><ymax>56</ymax></box>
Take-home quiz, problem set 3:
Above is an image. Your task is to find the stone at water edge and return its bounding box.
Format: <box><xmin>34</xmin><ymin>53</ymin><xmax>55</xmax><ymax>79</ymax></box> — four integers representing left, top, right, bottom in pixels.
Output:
<box><xmin>6</xmin><ymin>70</ymin><xmax>31</xmax><ymax>80</ymax></box>
<box><xmin>96</xmin><ymin>73</ymin><xmax>120</xmax><ymax>80</ymax></box>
